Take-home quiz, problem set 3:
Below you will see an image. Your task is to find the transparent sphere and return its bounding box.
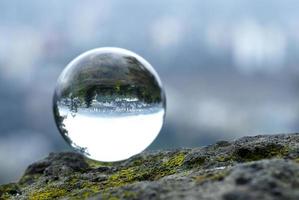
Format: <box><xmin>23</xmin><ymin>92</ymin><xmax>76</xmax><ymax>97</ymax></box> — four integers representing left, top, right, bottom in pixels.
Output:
<box><xmin>53</xmin><ymin>47</ymin><xmax>166</xmax><ymax>162</ymax></box>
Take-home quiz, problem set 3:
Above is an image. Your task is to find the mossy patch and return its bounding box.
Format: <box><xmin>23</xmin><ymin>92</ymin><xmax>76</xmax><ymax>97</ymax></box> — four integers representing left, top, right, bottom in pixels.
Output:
<box><xmin>68</xmin><ymin>175</ymin><xmax>100</xmax><ymax>191</ymax></box>
<box><xmin>106</xmin><ymin>167</ymin><xmax>137</xmax><ymax>187</ymax></box>
<box><xmin>137</xmin><ymin>152</ymin><xmax>187</xmax><ymax>180</ymax></box>
<box><xmin>103</xmin><ymin>152</ymin><xmax>187</xmax><ymax>189</ymax></box>
<box><xmin>19</xmin><ymin>174</ymin><xmax>42</xmax><ymax>186</ymax></box>
<box><xmin>69</xmin><ymin>188</ymin><xmax>100</xmax><ymax>200</ymax></box>
<box><xmin>184</xmin><ymin>156</ymin><xmax>206</xmax><ymax>168</ymax></box>
<box><xmin>215</xmin><ymin>143</ymin><xmax>290</xmax><ymax>164</ymax></box>
<box><xmin>153</xmin><ymin>152</ymin><xmax>186</xmax><ymax>179</ymax></box>
<box><xmin>27</xmin><ymin>175</ymin><xmax>101</xmax><ymax>200</ymax></box>
<box><xmin>28</xmin><ymin>187</ymin><xmax>67</xmax><ymax>200</ymax></box>
<box><xmin>0</xmin><ymin>183</ymin><xmax>21</xmax><ymax>199</ymax></box>
<box><xmin>101</xmin><ymin>190</ymin><xmax>137</xmax><ymax>200</ymax></box>
<box><xmin>123</xmin><ymin>190</ymin><xmax>138</xmax><ymax>199</ymax></box>
<box><xmin>233</xmin><ymin>143</ymin><xmax>290</xmax><ymax>162</ymax></box>
<box><xmin>162</xmin><ymin>152</ymin><xmax>186</xmax><ymax>168</ymax></box>
<box><xmin>66</xmin><ymin>174</ymin><xmax>101</xmax><ymax>198</ymax></box>
<box><xmin>195</xmin><ymin>170</ymin><xmax>230</xmax><ymax>184</ymax></box>
<box><xmin>101</xmin><ymin>193</ymin><xmax>121</xmax><ymax>200</ymax></box>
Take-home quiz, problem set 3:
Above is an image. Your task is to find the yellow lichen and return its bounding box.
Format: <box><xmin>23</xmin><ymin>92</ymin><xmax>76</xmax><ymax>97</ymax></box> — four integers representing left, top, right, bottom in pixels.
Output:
<box><xmin>69</xmin><ymin>188</ymin><xmax>100</xmax><ymax>200</ymax></box>
<box><xmin>104</xmin><ymin>157</ymin><xmax>188</xmax><ymax>189</ymax></box>
<box><xmin>151</xmin><ymin>152</ymin><xmax>186</xmax><ymax>179</ymax></box>
<box><xmin>162</xmin><ymin>153</ymin><xmax>186</xmax><ymax>168</ymax></box>
<box><xmin>81</xmin><ymin>182</ymin><xmax>100</xmax><ymax>193</ymax></box>
<box><xmin>29</xmin><ymin>187</ymin><xmax>67</xmax><ymax>200</ymax></box>
<box><xmin>106</xmin><ymin>167</ymin><xmax>139</xmax><ymax>188</ymax></box>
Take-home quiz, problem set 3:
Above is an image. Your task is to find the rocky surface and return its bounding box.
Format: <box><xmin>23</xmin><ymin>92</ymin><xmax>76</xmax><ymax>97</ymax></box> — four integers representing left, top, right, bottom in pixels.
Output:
<box><xmin>1</xmin><ymin>133</ymin><xmax>299</xmax><ymax>200</ymax></box>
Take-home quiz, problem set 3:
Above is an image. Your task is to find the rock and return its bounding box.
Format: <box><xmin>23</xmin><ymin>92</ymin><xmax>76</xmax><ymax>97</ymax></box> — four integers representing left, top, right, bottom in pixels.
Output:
<box><xmin>1</xmin><ymin>133</ymin><xmax>299</xmax><ymax>200</ymax></box>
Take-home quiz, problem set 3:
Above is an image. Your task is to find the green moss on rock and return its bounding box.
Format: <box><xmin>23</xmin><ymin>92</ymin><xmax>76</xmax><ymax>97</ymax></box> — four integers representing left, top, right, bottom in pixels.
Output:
<box><xmin>1</xmin><ymin>133</ymin><xmax>299</xmax><ymax>200</ymax></box>
<box><xmin>162</xmin><ymin>152</ymin><xmax>186</xmax><ymax>168</ymax></box>
<box><xmin>106</xmin><ymin>167</ymin><xmax>141</xmax><ymax>188</ymax></box>
<box><xmin>195</xmin><ymin>170</ymin><xmax>230</xmax><ymax>184</ymax></box>
<box><xmin>0</xmin><ymin>183</ymin><xmax>21</xmax><ymax>199</ymax></box>
<box><xmin>102</xmin><ymin>152</ymin><xmax>187</xmax><ymax>189</ymax></box>
<box><xmin>184</xmin><ymin>156</ymin><xmax>206</xmax><ymax>168</ymax></box>
<box><xmin>29</xmin><ymin>187</ymin><xmax>67</xmax><ymax>200</ymax></box>
<box><xmin>19</xmin><ymin>174</ymin><xmax>42</xmax><ymax>186</ymax></box>
<box><xmin>233</xmin><ymin>143</ymin><xmax>290</xmax><ymax>162</ymax></box>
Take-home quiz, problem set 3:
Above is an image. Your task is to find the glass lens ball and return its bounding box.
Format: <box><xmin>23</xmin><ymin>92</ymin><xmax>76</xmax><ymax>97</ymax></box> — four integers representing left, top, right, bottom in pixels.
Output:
<box><xmin>53</xmin><ymin>47</ymin><xmax>166</xmax><ymax>162</ymax></box>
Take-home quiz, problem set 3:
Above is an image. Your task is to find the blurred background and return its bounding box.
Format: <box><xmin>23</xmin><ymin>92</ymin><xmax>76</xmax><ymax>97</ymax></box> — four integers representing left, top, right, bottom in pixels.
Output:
<box><xmin>1</xmin><ymin>0</ymin><xmax>299</xmax><ymax>183</ymax></box>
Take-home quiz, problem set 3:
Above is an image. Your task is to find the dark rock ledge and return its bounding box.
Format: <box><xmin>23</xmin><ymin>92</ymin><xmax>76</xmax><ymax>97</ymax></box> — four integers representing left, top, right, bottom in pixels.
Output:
<box><xmin>1</xmin><ymin>133</ymin><xmax>299</xmax><ymax>200</ymax></box>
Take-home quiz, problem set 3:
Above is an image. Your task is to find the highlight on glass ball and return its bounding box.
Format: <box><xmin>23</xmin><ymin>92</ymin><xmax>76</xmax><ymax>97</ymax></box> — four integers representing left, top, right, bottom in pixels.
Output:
<box><xmin>53</xmin><ymin>47</ymin><xmax>166</xmax><ymax>162</ymax></box>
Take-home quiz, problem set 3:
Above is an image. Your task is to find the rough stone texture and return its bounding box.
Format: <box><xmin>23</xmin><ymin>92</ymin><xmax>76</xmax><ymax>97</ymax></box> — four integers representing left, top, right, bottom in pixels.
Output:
<box><xmin>1</xmin><ymin>133</ymin><xmax>299</xmax><ymax>200</ymax></box>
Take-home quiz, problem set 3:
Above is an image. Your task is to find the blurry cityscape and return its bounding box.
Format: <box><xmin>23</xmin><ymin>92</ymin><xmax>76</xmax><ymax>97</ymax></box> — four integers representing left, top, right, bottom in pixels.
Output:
<box><xmin>1</xmin><ymin>0</ymin><xmax>299</xmax><ymax>183</ymax></box>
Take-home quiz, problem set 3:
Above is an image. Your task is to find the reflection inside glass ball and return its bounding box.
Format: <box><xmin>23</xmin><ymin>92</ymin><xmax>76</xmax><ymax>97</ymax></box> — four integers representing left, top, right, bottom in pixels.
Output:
<box><xmin>53</xmin><ymin>47</ymin><xmax>166</xmax><ymax>162</ymax></box>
